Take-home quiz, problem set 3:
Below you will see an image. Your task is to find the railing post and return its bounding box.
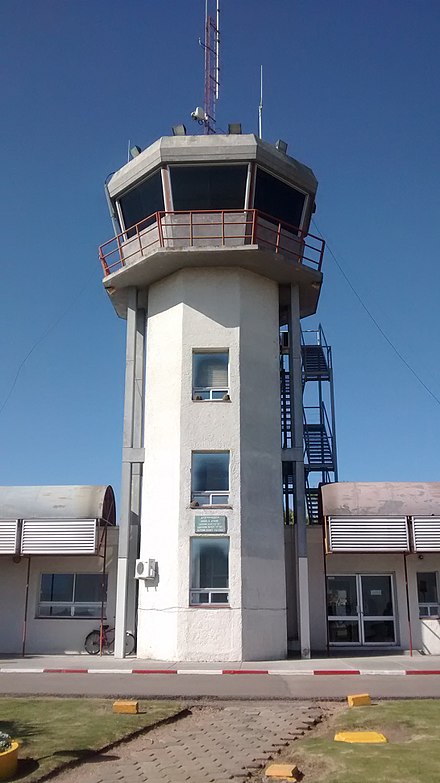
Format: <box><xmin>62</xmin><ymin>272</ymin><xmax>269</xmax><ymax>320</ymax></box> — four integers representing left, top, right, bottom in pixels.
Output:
<box><xmin>221</xmin><ymin>211</ymin><xmax>225</xmax><ymax>245</ymax></box>
<box><xmin>116</xmin><ymin>233</ymin><xmax>123</xmax><ymax>268</ymax></box>
<box><xmin>190</xmin><ymin>211</ymin><xmax>193</xmax><ymax>247</ymax></box>
<box><xmin>157</xmin><ymin>211</ymin><xmax>164</xmax><ymax>248</ymax></box>
<box><xmin>99</xmin><ymin>249</ymin><xmax>109</xmax><ymax>277</ymax></box>
<box><xmin>137</xmin><ymin>223</ymin><xmax>142</xmax><ymax>255</ymax></box>
<box><xmin>252</xmin><ymin>210</ymin><xmax>257</xmax><ymax>244</ymax></box>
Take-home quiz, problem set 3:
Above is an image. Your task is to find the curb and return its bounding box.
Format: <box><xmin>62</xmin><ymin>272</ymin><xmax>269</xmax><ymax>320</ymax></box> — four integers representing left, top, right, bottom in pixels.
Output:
<box><xmin>2</xmin><ymin>667</ymin><xmax>440</xmax><ymax>676</ymax></box>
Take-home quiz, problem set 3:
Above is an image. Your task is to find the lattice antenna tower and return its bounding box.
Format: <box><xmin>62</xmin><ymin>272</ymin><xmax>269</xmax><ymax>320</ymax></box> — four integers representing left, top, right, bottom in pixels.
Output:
<box><xmin>203</xmin><ymin>0</ymin><xmax>220</xmax><ymax>134</ymax></box>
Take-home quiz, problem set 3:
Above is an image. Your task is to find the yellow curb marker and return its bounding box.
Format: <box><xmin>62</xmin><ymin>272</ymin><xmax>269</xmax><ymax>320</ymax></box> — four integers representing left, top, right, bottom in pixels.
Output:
<box><xmin>112</xmin><ymin>700</ymin><xmax>139</xmax><ymax>714</ymax></box>
<box><xmin>265</xmin><ymin>762</ymin><xmax>301</xmax><ymax>780</ymax></box>
<box><xmin>335</xmin><ymin>731</ymin><xmax>387</xmax><ymax>744</ymax></box>
<box><xmin>347</xmin><ymin>693</ymin><xmax>372</xmax><ymax>707</ymax></box>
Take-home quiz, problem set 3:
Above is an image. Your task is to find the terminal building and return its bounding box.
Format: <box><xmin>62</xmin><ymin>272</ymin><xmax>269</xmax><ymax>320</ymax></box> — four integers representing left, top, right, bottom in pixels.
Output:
<box><xmin>1</xmin><ymin>132</ymin><xmax>440</xmax><ymax>658</ymax></box>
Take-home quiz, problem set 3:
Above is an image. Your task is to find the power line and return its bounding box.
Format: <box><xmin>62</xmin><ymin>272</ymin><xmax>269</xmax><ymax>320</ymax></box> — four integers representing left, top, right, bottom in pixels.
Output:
<box><xmin>313</xmin><ymin>219</ymin><xmax>440</xmax><ymax>409</ymax></box>
<box><xmin>0</xmin><ymin>272</ymin><xmax>96</xmax><ymax>417</ymax></box>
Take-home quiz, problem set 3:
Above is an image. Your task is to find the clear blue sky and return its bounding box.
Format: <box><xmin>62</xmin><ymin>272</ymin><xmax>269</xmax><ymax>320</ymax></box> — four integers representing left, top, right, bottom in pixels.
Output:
<box><xmin>1</xmin><ymin>0</ymin><xmax>439</xmax><ymax>505</ymax></box>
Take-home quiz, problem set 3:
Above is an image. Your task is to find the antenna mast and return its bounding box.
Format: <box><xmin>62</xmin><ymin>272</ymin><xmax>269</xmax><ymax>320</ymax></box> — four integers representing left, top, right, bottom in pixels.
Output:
<box><xmin>258</xmin><ymin>65</ymin><xmax>263</xmax><ymax>138</ymax></box>
<box><xmin>203</xmin><ymin>0</ymin><xmax>220</xmax><ymax>134</ymax></box>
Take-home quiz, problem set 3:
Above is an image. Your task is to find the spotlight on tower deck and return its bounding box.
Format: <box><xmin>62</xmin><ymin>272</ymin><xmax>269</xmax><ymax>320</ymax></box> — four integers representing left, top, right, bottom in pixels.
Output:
<box><xmin>228</xmin><ymin>123</ymin><xmax>242</xmax><ymax>134</ymax></box>
<box><xmin>275</xmin><ymin>139</ymin><xmax>288</xmax><ymax>154</ymax></box>
<box><xmin>129</xmin><ymin>145</ymin><xmax>142</xmax><ymax>158</ymax></box>
<box><xmin>172</xmin><ymin>124</ymin><xmax>187</xmax><ymax>136</ymax></box>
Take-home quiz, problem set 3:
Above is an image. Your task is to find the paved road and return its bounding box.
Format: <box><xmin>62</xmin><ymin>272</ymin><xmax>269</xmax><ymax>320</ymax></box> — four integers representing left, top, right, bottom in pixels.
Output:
<box><xmin>3</xmin><ymin>672</ymin><xmax>440</xmax><ymax>699</ymax></box>
<box><xmin>50</xmin><ymin>701</ymin><xmax>323</xmax><ymax>783</ymax></box>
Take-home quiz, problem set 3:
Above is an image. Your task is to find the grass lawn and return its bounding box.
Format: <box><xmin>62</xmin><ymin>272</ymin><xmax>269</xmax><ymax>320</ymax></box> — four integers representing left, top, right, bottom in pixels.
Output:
<box><xmin>0</xmin><ymin>697</ymin><xmax>182</xmax><ymax>781</ymax></box>
<box><xmin>287</xmin><ymin>700</ymin><xmax>440</xmax><ymax>783</ymax></box>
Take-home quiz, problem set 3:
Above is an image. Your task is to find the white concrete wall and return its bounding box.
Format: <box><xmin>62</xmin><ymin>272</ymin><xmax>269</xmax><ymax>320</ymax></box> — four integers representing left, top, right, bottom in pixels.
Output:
<box><xmin>0</xmin><ymin>528</ymin><xmax>118</xmax><ymax>655</ymax></box>
<box><xmin>138</xmin><ymin>267</ymin><xmax>287</xmax><ymax>661</ymax></box>
<box><xmin>405</xmin><ymin>554</ymin><xmax>440</xmax><ymax>654</ymax></box>
<box><xmin>0</xmin><ymin>558</ymin><xmax>27</xmax><ymax>653</ymax></box>
<box><xmin>239</xmin><ymin>273</ymin><xmax>286</xmax><ymax>660</ymax></box>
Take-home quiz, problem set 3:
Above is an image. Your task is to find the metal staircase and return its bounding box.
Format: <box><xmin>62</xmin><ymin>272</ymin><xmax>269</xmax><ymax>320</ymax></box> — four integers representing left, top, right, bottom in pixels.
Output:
<box><xmin>281</xmin><ymin>324</ymin><xmax>338</xmax><ymax>524</ymax></box>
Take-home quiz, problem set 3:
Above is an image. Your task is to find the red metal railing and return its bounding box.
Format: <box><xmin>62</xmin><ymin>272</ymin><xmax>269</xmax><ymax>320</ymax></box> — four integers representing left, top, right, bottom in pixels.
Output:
<box><xmin>99</xmin><ymin>209</ymin><xmax>325</xmax><ymax>276</ymax></box>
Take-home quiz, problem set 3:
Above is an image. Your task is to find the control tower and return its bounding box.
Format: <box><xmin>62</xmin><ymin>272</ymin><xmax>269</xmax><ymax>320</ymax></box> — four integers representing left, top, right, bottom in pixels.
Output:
<box><xmin>99</xmin><ymin>132</ymin><xmax>324</xmax><ymax>660</ymax></box>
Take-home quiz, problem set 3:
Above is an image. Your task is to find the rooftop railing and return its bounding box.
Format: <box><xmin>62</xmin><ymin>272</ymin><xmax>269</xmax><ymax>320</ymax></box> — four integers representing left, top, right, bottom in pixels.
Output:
<box><xmin>99</xmin><ymin>209</ymin><xmax>325</xmax><ymax>276</ymax></box>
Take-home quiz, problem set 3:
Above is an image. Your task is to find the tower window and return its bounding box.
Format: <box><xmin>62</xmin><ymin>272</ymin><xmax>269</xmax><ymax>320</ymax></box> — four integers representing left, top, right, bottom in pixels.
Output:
<box><xmin>118</xmin><ymin>171</ymin><xmax>164</xmax><ymax>235</ymax></box>
<box><xmin>170</xmin><ymin>165</ymin><xmax>247</xmax><ymax>211</ymax></box>
<box><xmin>191</xmin><ymin>451</ymin><xmax>230</xmax><ymax>506</ymax></box>
<box><xmin>254</xmin><ymin>168</ymin><xmax>306</xmax><ymax>230</ymax></box>
<box><xmin>190</xmin><ymin>537</ymin><xmax>229</xmax><ymax>605</ymax></box>
<box><xmin>193</xmin><ymin>351</ymin><xmax>229</xmax><ymax>400</ymax></box>
<box><xmin>417</xmin><ymin>572</ymin><xmax>439</xmax><ymax>617</ymax></box>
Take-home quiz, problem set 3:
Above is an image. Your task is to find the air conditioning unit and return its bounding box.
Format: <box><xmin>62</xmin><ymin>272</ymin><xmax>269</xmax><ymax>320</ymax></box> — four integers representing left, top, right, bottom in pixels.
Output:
<box><xmin>135</xmin><ymin>559</ymin><xmax>156</xmax><ymax>579</ymax></box>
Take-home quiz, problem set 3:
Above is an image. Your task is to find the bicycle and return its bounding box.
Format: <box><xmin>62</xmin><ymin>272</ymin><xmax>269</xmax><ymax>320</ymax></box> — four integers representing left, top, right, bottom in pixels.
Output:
<box><xmin>84</xmin><ymin>624</ymin><xmax>136</xmax><ymax>655</ymax></box>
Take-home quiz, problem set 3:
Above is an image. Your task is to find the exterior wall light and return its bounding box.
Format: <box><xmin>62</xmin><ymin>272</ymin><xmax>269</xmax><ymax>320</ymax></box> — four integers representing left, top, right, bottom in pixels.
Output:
<box><xmin>172</xmin><ymin>124</ymin><xmax>187</xmax><ymax>136</ymax></box>
<box><xmin>275</xmin><ymin>139</ymin><xmax>288</xmax><ymax>154</ymax></box>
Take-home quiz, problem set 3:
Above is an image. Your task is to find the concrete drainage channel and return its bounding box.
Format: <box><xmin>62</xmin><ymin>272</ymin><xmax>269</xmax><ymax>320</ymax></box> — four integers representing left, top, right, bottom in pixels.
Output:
<box><xmin>52</xmin><ymin>701</ymin><xmax>327</xmax><ymax>783</ymax></box>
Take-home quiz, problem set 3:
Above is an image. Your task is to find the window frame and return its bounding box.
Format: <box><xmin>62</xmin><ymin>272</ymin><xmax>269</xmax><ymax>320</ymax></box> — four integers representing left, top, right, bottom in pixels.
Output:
<box><xmin>116</xmin><ymin>166</ymin><xmax>165</xmax><ymax>236</ymax></box>
<box><xmin>168</xmin><ymin>162</ymin><xmax>250</xmax><ymax>213</ymax></box>
<box><xmin>37</xmin><ymin>572</ymin><xmax>108</xmax><ymax>620</ymax></box>
<box><xmin>417</xmin><ymin>571</ymin><xmax>440</xmax><ymax>618</ymax></box>
<box><xmin>189</xmin><ymin>535</ymin><xmax>230</xmax><ymax>606</ymax></box>
<box><xmin>252</xmin><ymin>165</ymin><xmax>309</xmax><ymax>233</ymax></box>
<box><xmin>192</xmin><ymin>349</ymin><xmax>230</xmax><ymax>401</ymax></box>
<box><xmin>191</xmin><ymin>450</ymin><xmax>230</xmax><ymax>507</ymax></box>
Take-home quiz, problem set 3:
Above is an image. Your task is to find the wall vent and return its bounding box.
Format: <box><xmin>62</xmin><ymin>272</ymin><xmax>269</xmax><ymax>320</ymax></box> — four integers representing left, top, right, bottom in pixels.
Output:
<box><xmin>21</xmin><ymin>518</ymin><xmax>97</xmax><ymax>555</ymax></box>
<box><xmin>412</xmin><ymin>517</ymin><xmax>440</xmax><ymax>552</ymax></box>
<box><xmin>328</xmin><ymin>516</ymin><xmax>409</xmax><ymax>552</ymax></box>
<box><xmin>0</xmin><ymin>520</ymin><xmax>19</xmax><ymax>555</ymax></box>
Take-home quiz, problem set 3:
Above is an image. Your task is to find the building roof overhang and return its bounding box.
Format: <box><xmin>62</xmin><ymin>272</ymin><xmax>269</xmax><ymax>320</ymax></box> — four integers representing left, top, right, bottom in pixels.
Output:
<box><xmin>0</xmin><ymin>485</ymin><xmax>116</xmax><ymax>525</ymax></box>
<box><xmin>321</xmin><ymin>482</ymin><xmax>440</xmax><ymax>518</ymax></box>
<box><xmin>107</xmin><ymin>134</ymin><xmax>318</xmax><ymax>199</ymax></box>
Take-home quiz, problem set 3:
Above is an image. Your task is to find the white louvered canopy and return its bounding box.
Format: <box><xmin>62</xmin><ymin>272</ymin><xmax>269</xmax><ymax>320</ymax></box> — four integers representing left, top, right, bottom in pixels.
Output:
<box><xmin>328</xmin><ymin>516</ymin><xmax>409</xmax><ymax>553</ymax></box>
<box><xmin>21</xmin><ymin>519</ymin><xmax>98</xmax><ymax>555</ymax></box>
<box><xmin>412</xmin><ymin>517</ymin><xmax>440</xmax><ymax>552</ymax></box>
<box><xmin>0</xmin><ymin>485</ymin><xmax>115</xmax><ymax>556</ymax></box>
<box><xmin>0</xmin><ymin>520</ymin><xmax>19</xmax><ymax>555</ymax></box>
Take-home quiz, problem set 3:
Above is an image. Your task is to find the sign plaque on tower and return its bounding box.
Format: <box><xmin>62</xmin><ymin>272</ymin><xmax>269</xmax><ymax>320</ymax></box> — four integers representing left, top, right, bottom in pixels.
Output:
<box><xmin>195</xmin><ymin>516</ymin><xmax>227</xmax><ymax>534</ymax></box>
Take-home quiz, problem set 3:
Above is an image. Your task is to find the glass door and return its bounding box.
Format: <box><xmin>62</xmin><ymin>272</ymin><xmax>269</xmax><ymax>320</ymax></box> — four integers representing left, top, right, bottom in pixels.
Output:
<box><xmin>327</xmin><ymin>574</ymin><xmax>397</xmax><ymax>646</ymax></box>
<box><xmin>360</xmin><ymin>574</ymin><xmax>396</xmax><ymax>644</ymax></box>
<box><xmin>327</xmin><ymin>575</ymin><xmax>360</xmax><ymax>645</ymax></box>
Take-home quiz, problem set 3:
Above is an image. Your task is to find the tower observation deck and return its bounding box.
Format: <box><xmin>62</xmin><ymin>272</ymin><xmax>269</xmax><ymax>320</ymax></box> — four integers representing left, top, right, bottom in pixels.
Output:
<box><xmin>101</xmin><ymin>132</ymin><xmax>327</xmax><ymax>661</ymax></box>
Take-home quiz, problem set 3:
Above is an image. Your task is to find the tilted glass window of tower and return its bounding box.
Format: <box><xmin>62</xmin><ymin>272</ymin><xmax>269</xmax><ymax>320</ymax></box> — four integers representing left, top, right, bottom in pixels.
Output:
<box><xmin>254</xmin><ymin>168</ymin><xmax>307</xmax><ymax>233</ymax></box>
<box><xmin>417</xmin><ymin>572</ymin><xmax>440</xmax><ymax>617</ymax></box>
<box><xmin>191</xmin><ymin>451</ymin><xmax>230</xmax><ymax>506</ymax></box>
<box><xmin>38</xmin><ymin>573</ymin><xmax>108</xmax><ymax>618</ymax></box>
<box><xmin>170</xmin><ymin>165</ymin><xmax>248</xmax><ymax>211</ymax></box>
<box><xmin>117</xmin><ymin>171</ymin><xmax>165</xmax><ymax>237</ymax></box>
<box><xmin>193</xmin><ymin>351</ymin><xmax>229</xmax><ymax>400</ymax></box>
<box><xmin>190</xmin><ymin>537</ymin><xmax>229</xmax><ymax>605</ymax></box>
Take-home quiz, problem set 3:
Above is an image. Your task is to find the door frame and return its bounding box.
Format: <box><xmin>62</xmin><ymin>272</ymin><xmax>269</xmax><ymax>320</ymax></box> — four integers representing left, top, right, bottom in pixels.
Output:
<box><xmin>327</xmin><ymin>573</ymin><xmax>398</xmax><ymax>647</ymax></box>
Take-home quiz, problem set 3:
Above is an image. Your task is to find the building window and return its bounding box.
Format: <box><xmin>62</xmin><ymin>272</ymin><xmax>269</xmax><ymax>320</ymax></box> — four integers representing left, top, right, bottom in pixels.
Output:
<box><xmin>170</xmin><ymin>165</ymin><xmax>247</xmax><ymax>211</ymax></box>
<box><xmin>193</xmin><ymin>351</ymin><xmax>229</xmax><ymax>400</ymax></box>
<box><xmin>190</xmin><ymin>537</ymin><xmax>229</xmax><ymax>605</ymax></box>
<box><xmin>254</xmin><ymin>168</ymin><xmax>306</xmax><ymax>230</ymax></box>
<box><xmin>191</xmin><ymin>451</ymin><xmax>230</xmax><ymax>506</ymax></box>
<box><xmin>118</xmin><ymin>171</ymin><xmax>164</xmax><ymax>236</ymax></box>
<box><xmin>38</xmin><ymin>573</ymin><xmax>108</xmax><ymax>619</ymax></box>
<box><xmin>417</xmin><ymin>572</ymin><xmax>439</xmax><ymax>617</ymax></box>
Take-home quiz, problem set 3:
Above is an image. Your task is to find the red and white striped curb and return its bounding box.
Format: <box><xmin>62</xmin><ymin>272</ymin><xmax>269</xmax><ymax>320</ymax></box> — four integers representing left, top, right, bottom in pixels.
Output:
<box><xmin>2</xmin><ymin>667</ymin><xmax>440</xmax><ymax>676</ymax></box>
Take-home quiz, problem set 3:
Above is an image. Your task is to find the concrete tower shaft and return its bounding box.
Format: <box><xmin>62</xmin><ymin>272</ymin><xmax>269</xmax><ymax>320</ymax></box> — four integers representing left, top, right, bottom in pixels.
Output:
<box><xmin>100</xmin><ymin>133</ymin><xmax>324</xmax><ymax>660</ymax></box>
